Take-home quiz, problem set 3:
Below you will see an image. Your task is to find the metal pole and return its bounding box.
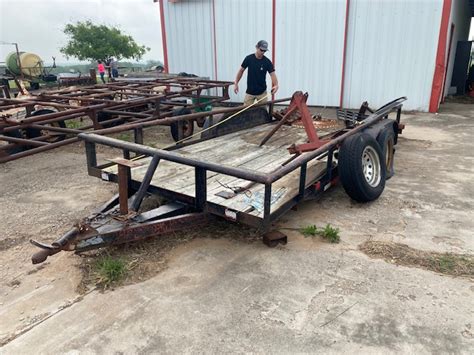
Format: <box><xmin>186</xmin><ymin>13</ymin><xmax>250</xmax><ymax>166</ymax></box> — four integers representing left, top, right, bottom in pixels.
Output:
<box><xmin>130</xmin><ymin>155</ymin><xmax>161</xmax><ymax>212</ymax></box>
<box><xmin>14</xmin><ymin>43</ymin><xmax>24</xmax><ymax>81</ymax></box>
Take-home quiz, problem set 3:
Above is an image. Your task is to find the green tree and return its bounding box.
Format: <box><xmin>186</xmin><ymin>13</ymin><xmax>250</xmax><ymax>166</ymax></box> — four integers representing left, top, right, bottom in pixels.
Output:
<box><xmin>60</xmin><ymin>21</ymin><xmax>149</xmax><ymax>62</ymax></box>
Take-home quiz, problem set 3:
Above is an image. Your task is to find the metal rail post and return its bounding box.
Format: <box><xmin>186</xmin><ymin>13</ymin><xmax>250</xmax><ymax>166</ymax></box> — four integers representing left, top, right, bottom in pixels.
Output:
<box><xmin>195</xmin><ymin>167</ymin><xmax>207</xmax><ymax>211</ymax></box>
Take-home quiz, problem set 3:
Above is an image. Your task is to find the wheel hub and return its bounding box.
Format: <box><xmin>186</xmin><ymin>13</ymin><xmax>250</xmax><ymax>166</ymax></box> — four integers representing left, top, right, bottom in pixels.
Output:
<box><xmin>362</xmin><ymin>146</ymin><xmax>381</xmax><ymax>187</ymax></box>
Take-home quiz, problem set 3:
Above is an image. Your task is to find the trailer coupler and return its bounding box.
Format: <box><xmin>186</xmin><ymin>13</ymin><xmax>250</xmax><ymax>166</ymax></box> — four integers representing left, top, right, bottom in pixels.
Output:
<box><xmin>30</xmin><ymin>201</ymin><xmax>212</xmax><ymax>264</ymax></box>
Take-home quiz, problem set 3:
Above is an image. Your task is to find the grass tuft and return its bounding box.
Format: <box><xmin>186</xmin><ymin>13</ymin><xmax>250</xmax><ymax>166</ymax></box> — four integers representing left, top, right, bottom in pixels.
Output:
<box><xmin>300</xmin><ymin>224</ymin><xmax>340</xmax><ymax>243</ymax></box>
<box><xmin>301</xmin><ymin>225</ymin><xmax>318</xmax><ymax>237</ymax></box>
<box><xmin>320</xmin><ymin>224</ymin><xmax>341</xmax><ymax>243</ymax></box>
<box><xmin>96</xmin><ymin>256</ymin><xmax>126</xmax><ymax>285</ymax></box>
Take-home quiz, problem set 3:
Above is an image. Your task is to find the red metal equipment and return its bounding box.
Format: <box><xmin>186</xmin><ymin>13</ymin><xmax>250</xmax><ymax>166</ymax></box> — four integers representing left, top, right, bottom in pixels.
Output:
<box><xmin>259</xmin><ymin>91</ymin><xmax>329</xmax><ymax>154</ymax></box>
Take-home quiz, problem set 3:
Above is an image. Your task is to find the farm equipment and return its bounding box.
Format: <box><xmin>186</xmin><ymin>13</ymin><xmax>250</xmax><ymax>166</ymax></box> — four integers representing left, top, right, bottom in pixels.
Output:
<box><xmin>1</xmin><ymin>49</ymin><xmax>57</xmax><ymax>90</ymax></box>
<box><xmin>0</xmin><ymin>78</ymin><xmax>234</xmax><ymax>162</ymax></box>
<box><xmin>29</xmin><ymin>90</ymin><xmax>406</xmax><ymax>264</ymax></box>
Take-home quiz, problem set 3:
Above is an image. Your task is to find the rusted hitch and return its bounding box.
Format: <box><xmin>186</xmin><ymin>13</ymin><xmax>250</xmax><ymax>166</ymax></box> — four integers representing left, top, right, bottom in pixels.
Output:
<box><xmin>30</xmin><ymin>206</ymin><xmax>212</xmax><ymax>264</ymax></box>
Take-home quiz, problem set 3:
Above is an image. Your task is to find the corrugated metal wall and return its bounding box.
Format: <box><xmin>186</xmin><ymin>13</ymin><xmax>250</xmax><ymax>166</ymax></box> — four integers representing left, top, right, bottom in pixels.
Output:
<box><xmin>162</xmin><ymin>0</ymin><xmax>214</xmax><ymax>77</ymax></box>
<box><xmin>161</xmin><ymin>0</ymin><xmax>470</xmax><ymax>111</ymax></box>
<box><xmin>275</xmin><ymin>0</ymin><xmax>346</xmax><ymax>106</ymax></box>
<box><xmin>342</xmin><ymin>0</ymin><xmax>443</xmax><ymax>111</ymax></box>
<box><xmin>214</xmin><ymin>0</ymin><xmax>272</xmax><ymax>102</ymax></box>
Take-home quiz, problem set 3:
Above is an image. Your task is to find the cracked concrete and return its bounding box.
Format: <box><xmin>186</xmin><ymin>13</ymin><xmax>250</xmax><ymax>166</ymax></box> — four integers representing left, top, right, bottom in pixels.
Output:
<box><xmin>1</xmin><ymin>102</ymin><xmax>473</xmax><ymax>353</ymax></box>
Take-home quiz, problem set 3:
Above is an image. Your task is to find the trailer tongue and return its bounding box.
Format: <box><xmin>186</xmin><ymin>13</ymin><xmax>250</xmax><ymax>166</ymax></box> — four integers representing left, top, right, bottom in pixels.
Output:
<box><xmin>30</xmin><ymin>93</ymin><xmax>406</xmax><ymax>264</ymax></box>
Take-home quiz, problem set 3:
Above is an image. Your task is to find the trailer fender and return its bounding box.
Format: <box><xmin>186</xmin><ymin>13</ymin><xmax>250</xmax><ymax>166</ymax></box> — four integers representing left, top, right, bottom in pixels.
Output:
<box><xmin>377</xmin><ymin>127</ymin><xmax>396</xmax><ymax>179</ymax></box>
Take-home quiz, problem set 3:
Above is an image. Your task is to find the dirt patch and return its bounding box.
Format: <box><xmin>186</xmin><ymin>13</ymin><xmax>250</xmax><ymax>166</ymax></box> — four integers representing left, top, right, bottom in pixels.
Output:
<box><xmin>76</xmin><ymin>218</ymin><xmax>262</xmax><ymax>292</ymax></box>
<box><xmin>359</xmin><ymin>241</ymin><xmax>474</xmax><ymax>278</ymax></box>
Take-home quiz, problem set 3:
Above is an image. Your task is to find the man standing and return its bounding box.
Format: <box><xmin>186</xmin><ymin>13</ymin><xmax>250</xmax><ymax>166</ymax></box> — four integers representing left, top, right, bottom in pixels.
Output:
<box><xmin>234</xmin><ymin>40</ymin><xmax>279</xmax><ymax>106</ymax></box>
<box><xmin>110</xmin><ymin>57</ymin><xmax>119</xmax><ymax>79</ymax></box>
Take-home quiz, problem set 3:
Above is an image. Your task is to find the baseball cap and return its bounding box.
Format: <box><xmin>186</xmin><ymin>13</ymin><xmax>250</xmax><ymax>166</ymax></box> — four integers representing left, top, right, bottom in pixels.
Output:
<box><xmin>257</xmin><ymin>40</ymin><xmax>269</xmax><ymax>52</ymax></box>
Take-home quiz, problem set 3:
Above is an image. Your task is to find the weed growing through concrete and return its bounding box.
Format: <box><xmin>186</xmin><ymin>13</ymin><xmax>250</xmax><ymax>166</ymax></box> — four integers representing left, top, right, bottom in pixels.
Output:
<box><xmin>300</xmin><ymin>224</ymin><xmax>340</xmax><ymax>243</ymax></box>
<box><xmin>320</xmin><ymin>224</ymin><xmax>341</xmax><ymax>243</ymax></box>
<box><xmin>301</xmin><ymin>225</ymin><xmax>318</xmax><ymax>237</ymax></box>
<box><xmin>96</xmin><ymin>257</ymin><xmax>126</xmax><ymax>285</ymax></box>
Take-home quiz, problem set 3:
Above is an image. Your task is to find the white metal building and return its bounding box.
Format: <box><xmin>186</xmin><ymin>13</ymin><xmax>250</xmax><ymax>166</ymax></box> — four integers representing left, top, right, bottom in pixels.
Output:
<box><xmin>155</xmin><ymin>0</ymin><xmax>472</xmax><ymax>112</ymax></box>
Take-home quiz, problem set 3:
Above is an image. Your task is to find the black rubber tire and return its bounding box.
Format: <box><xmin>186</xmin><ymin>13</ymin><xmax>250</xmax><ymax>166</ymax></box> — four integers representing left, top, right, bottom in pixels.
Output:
<box><xmin>2</xmin><ymin>128</ymin><xmax>25</xmax><ymax>155</ymax></box>
<box><xmin>30</xmin><ymin>82</ymin><xmax>40</xmax><ymax>90</ymax></box>
<box><xmin>25</xmin><ymin>109</ymin><xmax>66</xmax><ymax>142</ymax></box>
<box><xmin>377</xmin><ymin>127</ymin><xmax>395</xmax><ymax>180</ymax></box>
<box><xmin>338</xmin><ymin>132</ymin><xmax>386</xmax><ymax>202</ymax></box>
<box><xmin>170</xmin><ymin>108</ymin><xmax>193</xmax><ymax>142</ymax></box>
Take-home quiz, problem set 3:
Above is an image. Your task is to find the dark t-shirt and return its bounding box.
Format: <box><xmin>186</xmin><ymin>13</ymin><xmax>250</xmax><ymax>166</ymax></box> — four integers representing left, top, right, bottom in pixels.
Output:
<box><xmin>241</xmin><ymin>54</ymin><xmax>275</xmax><ymax>95</ymax></box>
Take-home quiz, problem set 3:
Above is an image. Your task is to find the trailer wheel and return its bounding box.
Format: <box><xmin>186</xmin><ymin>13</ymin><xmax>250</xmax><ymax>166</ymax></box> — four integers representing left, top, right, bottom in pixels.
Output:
<box><xmin>2</xmin><ymin>128</ymin><xmax>25</xmax><ymax>155</ymax></box>
<box><xmin>170</xmin><ymin>108</ymin><xmax>193</xmax><ymax>142</ymax></box>
<box><xmin>377</xmin><ymin>127</ymin><xmax>395</xmax><ymax>179</ymax></box>
<box><xmin>338</xmin><ymin>132</ymin><xmax>386</xmax><ymax>202</ymax></box>
<box><xmin>25</xmin><ymin>109</ymin><xmax>66</xmax><ymax>142</ymax></box>
<box><xmin>30</xmin><ymin>82</ymin><xmax>40</xmax><ymax>90</ymax></box>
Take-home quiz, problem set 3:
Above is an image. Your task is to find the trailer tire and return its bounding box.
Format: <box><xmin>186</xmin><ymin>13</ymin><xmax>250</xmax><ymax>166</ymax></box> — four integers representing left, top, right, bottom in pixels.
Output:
<box><xmin>25</xmin><ymin>109</ymin><xmax>66</xmax><ymax>142</ymax></box>
<box><xmin>338</xmin><ymin>132</ymin><xmax>386</xmax><ymax>202</ymax></box>
<box><xmin>170</xmin><ymin>108</ymin><xmax>193</xmax><ymax>142</ymax></box>
<box><xmin>377</xmin><ymin>127</ymin><xmax>395</xmax><ymax>179</ymax></box>
<box><xmin>97</xmin><ymin>111</ymin><xmax>122</xmax><ymax>127</ymax></box>
<box><xmin>2</xmin><ymin>128</ymin><xmax>25</xmax><ymax>155</ymax></box>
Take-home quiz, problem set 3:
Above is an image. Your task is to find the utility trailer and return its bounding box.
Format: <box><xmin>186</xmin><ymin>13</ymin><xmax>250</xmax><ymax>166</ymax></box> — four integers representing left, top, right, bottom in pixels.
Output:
<box><xmin>30</xmin><ymin>92</ymin><xmax>406</xmax><ymax>264</ymax></box>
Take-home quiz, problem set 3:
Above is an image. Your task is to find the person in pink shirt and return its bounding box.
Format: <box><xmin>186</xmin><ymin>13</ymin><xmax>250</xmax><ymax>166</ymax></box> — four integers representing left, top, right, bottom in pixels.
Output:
<box><xmin>97</xmin><ymin>60</ymin><xmax>106</xmax><ymax>84</ymax></box>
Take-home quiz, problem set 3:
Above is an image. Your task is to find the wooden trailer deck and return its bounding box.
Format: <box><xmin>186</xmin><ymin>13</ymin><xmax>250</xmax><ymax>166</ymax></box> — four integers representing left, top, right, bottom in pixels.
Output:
<box><xmin>102</xmin><ymin>123</ymin><xmax>340</xmax><ymax>217</ymax></box>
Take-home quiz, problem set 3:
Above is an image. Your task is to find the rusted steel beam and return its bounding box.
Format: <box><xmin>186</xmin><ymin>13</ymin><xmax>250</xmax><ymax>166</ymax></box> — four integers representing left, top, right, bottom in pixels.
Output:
<box><xmin>28</xmin><ymin>123</ymin><xmax>82</xmax><ymax>134</ymax></box>
<box><xmin>0</xmin><ymin>79</ymin><xmax>237</xmax><ymax>162</ymax></box>
<box><xmin>2</xmin><ymin>112</ymin><xmax>86</xmax><ymax>132</ymax></box>
<box><xmin>90</xmin><ymin>97</ymin><xmax>291</xmax><ymax>135</ymax></box>
<box><xmin>0</xmin><ymin>135</ymin><xmax>49</xmax><ymax>146</ymax></box>
<box><xmin>0</xmin><ymin>137</ymin><xmax>80</xmax><ymax>163</ymax></box>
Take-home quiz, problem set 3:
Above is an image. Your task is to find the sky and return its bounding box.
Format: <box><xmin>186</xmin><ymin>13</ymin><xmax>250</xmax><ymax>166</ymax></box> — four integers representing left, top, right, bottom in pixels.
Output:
<box><xmin>0</xmin><ymin>0</ymin><xmax>164</xmax><ymax>65</ymax></box>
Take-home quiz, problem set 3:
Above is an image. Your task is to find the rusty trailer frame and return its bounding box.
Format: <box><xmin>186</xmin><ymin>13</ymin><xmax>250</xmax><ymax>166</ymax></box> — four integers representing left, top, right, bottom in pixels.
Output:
<box><xmin>0</xmin><ymin>78</ymin><xmax>235</xmax><ymax>163</ymax></box>
<box><xmin>30</xmin><ymin>94</ymin><xmax>406</xmax><ymax>263</ymax></box>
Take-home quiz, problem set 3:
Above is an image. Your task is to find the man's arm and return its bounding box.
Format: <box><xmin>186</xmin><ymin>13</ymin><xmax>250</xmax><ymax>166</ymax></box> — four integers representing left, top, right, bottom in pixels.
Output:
<box><xmin>234</xmin><ymin>67</ymin><xmax>245</xmax><ymax>94</ymax></box>
<box><xmin>270</xmin><ymin>71</ymin><xmax>279</xmax><ymax>94</ymax></box>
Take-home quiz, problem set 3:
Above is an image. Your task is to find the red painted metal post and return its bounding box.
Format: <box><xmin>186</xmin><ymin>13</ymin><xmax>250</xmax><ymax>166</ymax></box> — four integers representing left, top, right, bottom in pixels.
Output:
<box><xmin>158</xmin><ymin>0</ymin><xmax>170</xmax><ymax>73</ymax></box>
<box><xmin>286</xmin><ymin>92</ymin><xmax>328</xmax><ymax>154</ymax></box>
<box><xmin>429</xmin><ymin>0</ymin><xmax>452</xmax><ymax>113</ymax></box>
